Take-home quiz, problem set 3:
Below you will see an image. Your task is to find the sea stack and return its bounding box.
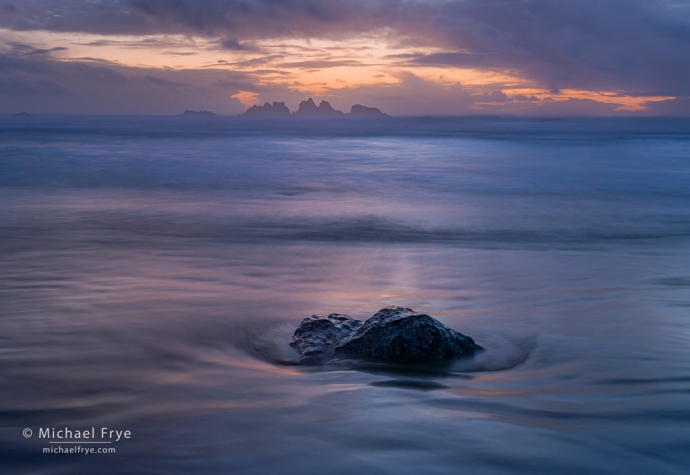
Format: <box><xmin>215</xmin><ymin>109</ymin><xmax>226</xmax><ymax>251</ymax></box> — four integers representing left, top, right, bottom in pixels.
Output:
<box><xmin>293</xmin><ymin>98</ymin><xmax>344</xmax><ymax>117</ymax></box>
<box><xmin>243</xmin><ymin>102</ymin><xmax>291</xmax><ymax>117</ymax></box>
<box><xmin>350</xmin><ymin>105</ymin><xmax>388</xmax><ymax>117</ymax></box>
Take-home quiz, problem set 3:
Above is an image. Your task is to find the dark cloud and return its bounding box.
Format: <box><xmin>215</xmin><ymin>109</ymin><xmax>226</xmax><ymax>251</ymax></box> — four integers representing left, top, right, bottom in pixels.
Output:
<box><xmin>401</xmin><ymin>52</ymin><xmax>510</xmax><ymax>70</ymax></box>
<box><xmin>476</xmin><ymin>90</ymin><xmax>510</xmax><ymax>102</ymax></box>
<box><xmin>430</xmin><ymin>0</ymin><xmax>690</xmax><ymax>95</ymax></box>
<box><xmin>144</xmin><ymin>75</ymin><xmax>189</xmax><ymax>87</ymax></box>
<box><xmin>26</xmin><ymin>46</ymin><xmax>67</xmax><ymax>55</ymax></box>
<box><xmin>520</xmin><ymin>98</ymin><xmax>622</xmax><ymax>116</ymax></box>
<box><xmin>0</xmin><ymin>0</ymin><xmax>396</xmax><ymax>37</ymax></box>
<box><xmin>513</xmin><ymin>94</ymin><xmax>539</xmax><ymax>102</ymax></box>
<box><xmin>216</xmin><ymin>77</ymin><xmax>291</xmax><ymax>94</ymax></box>
<box><xmin>74</xmin><ymin>63</ymin><xmax>129</xmax><ymax>85</ymax></box>
<box><xmin>219</xmin><ymin>39</ymin><xmax>252</xmax><ymax>51</ymax></box>
<box><xmin>7</xmin><ymin>42</ymin><xmax>67</xmax><ymax>56</ymax></box>
<box><xmin>642</xmin><ymin>97</ymin><xmax>690</xmax><ymax>117</ymax></box>
<box><xmin>230</xmin><ymin>55</ymin><xmax>284</xmax><ymax>68</ymax></box>
<box><xmin>321</xmin><ymin>72</ymin><xmax>477</xmax><ymax>116</ymax></box>
<box><xmin>0</xmin><ymin>78</ymin><xmax>70</xmax><ymax>96</ymax></box>
<box><xmin>1</xmin><ymin>0</ymin><xmax>689</xmax><ymax>114</ymax></box>
<box><xmin>1</xmin><ymin>1</ymin><xmax>688</xmax><ymax>99</ymax></box>
<box><xmin>0</xmin><ymin>51</ymin><xmax>247</xmax><ymax>114</ymax></box>
<box><xmin>76</xmin><ymin>37</ymin><xmax>197</xmax><ymax>49</ymax></box>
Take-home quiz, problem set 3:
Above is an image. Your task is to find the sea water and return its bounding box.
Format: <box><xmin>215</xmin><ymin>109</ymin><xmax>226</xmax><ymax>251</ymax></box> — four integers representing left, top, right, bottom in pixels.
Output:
<box><xmin>1</xmin><ymin>116</ymin><xmax>689</xmax><ymax>474</ymax></box>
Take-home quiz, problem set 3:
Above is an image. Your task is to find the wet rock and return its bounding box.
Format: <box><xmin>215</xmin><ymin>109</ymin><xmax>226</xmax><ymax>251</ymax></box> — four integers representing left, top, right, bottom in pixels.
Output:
<box><xmin>336</xmin><ymin>306</ymin><xmax>481</xmax><ymax>362</ymax></box>
<box><xmin>290</xmin><ymin>306</ymin><xmax>481</xmax><ymax>363</ymax></box>
<box><xmin>290</xmin><ymin>313</ymin><xmax>362</xmax><ymax>362</ymax></box>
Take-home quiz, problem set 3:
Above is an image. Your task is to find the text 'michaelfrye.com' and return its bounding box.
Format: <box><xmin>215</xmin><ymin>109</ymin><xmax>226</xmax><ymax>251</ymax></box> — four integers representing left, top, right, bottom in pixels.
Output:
<box><xmin>23</xmin><ymin>427</ymin><xmax>131</xmax><ymax>455</ymax></box>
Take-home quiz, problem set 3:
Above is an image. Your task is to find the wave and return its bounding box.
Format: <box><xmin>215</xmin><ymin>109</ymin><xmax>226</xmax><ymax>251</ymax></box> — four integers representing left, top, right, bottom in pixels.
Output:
<box><xmin>2</xmin><ymin>214</ymin><xmax>689</xmax><ymax>250</ymax></box>
<box><xmin>2</xmin><ymin>116</ymin><xmax>690</xmax><ymax>141</ymax></box>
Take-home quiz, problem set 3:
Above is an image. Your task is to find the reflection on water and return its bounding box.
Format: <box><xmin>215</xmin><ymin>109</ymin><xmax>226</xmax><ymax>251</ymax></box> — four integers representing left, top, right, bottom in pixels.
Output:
<box><xmin>1</xmin><ymin>117</ymin><xmax>690</xmax><ymax>474</ymax></box>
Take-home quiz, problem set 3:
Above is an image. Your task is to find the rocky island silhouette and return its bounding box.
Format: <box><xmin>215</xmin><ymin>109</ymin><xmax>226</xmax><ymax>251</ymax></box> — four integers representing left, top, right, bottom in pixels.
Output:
<box><xmin>177</xmin><ymin>100</ymin><xmax>387</xmax><ymax>118</ymax></box>
<box><xmin>242</xmin><ymin>98</ymin><xmax>388</xmax><ymax>118</ymax></box>
<box><xmin>243</xmin><ymin>101</ymin><xmax>291</xmax><ymax>117</ymax></box>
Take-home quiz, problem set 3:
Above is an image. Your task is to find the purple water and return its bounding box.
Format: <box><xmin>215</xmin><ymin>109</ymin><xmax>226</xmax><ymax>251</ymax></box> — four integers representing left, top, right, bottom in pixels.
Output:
<box><xmin>1</xmin><ymin>116</ymin><xmax>690</xmax><ymax>474</ymax></box>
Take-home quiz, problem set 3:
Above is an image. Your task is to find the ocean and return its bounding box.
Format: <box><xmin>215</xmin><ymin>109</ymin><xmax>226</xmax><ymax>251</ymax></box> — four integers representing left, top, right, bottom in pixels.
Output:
<box><xmin>1</xmin><ymin>116</ymin><xmax>690</xmax><ymax>474</ymax></box>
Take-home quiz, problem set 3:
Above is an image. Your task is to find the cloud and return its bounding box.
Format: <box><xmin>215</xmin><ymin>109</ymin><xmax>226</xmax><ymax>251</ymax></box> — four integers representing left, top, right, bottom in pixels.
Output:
<box><xmin>277</xmin><ymin>59</ymin><xmax>363</xmax><ymax>69</ymax></box>
<box><xmin>219</xmin><ymin>38</ymin><xmax>255</xmax><ymax>51</ymax></box>
<box><xmin>0</xmin><ymin>1</ymin><xmax>689</xmax><ymax>114</ymax></box>
<box><xmin>144</xmin><ymin>74</ymin><xmax>189</xmax><ymax>87</ymax></box>
<box><xmin>401</xmin><ymin>52</ymin><xmax>510</xmax><ymax>70</ymax></box>
<box><xmin>0</xmin><ymin>77</ymin><xmax>71</xmax><ymax>96</ymax></box>
<box><xmin>0</xmin><ymin>0</ymin><xmax>398</xmax><ymax>37</ymax></box>
<box><xmin>7</xmin><ymin>42</ymin><xmax>67</xmax><ymax>56</ymax></box>
<box><xmin>229</xmin><ymin>54</ymin><xmax>284</xmax><ymax>68</ymax></box>
<box><xmin>26</xmin><ymin>46</ymin><xmax>67</xmax><ymax>55</ymax></box>
<box><xmin>161</xmin><ymin>51</ymin><xmax>199</xmax><ymax>56</ymax></box>
<box><xmin>0</xmin><ymin>1</ymin><xmax>687</xmax><ymax>100</ymax></box>
<box><xmin>0</xmin><ymin>44</ymin><xmax>680</xmax><ymax>117</ymax></box>
<box><xmin>76</xmin><ymin>37</ymin><xmax>203</xmax><ymax>49</ymax></box>
<box><xmin>476</xmin><ymin>89</ymin><xmax>510</xmax><ymax>103</ymax></box>
<box><xmin>642</xmin><ymin>97</ymin><xmax>690</xmax><ymax>117</ymax></box>
<box><xmin>0</xmin><ymin>51</ymin><xmax>247</xmax><ymax>114</ymax></box>
<box><xmin>314</xmin><ymin>72</ymin><xmax>477</xmax><ymax>116</ymax></box>
<box><xmin>429</xmin><ymin>0</ymin><xmax>690</xmax><ymax>96</ymax></box>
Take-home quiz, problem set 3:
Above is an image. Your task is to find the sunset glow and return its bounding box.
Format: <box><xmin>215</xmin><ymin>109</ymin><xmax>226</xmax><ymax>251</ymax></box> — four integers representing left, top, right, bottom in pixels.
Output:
<box><xmin>1</xmin><ymin>1</ymin><xmax>688</xmax><ymax>115</ymax></box>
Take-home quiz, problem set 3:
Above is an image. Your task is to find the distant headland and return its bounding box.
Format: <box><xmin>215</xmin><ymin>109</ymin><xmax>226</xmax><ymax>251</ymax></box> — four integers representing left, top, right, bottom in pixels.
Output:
<box><xmin>243</xmin><ymin>98</ymin><xmax>388</xmax><ymax>118</ymax></box>
<box><xmin>179</xmin><ymin>110</ymin><xmax>217</xmax><ymax>117</ymax></box>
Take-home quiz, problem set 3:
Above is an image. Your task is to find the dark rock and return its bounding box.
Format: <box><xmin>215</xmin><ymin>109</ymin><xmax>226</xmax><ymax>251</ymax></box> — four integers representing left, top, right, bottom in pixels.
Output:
<box><xmin>317</xmin><ymin>100</ymin><xmax>344</xmax><ymax>116</ymax></box>
<box><xmin>337</xmin><ymin>307</ymin><xmax>480</xmax><ymax>362</ymax></box>
<box><xmin>290</xmin><ymin>306</ymin><xmax>481</xmax><ymax>363</ymax></box>
<box><xmin>350</xmin><ymin>104</ymin><xmax>388</xmax><ymax>117</ymax></box>
<box><xmin>293</xmin><ymin>98</ymin><xmax>344</xmax><ymax>117</ymax></box>
<box><xmin>290</xmin><ymin>314</ymin><xmax>362</xmax><ymax>362</ymax></box>
<box><xmin>243</xmin><ymin>101</ymin><xmax>291</xmax><ymax>117</ymax></box>
<box><xmin>179</xmin><ymin>110</ymin><xmax>216</xmax><ymax>117</ymax></box>
<box><xmin>295</xmin><ymin>98</ymin><xmax>319</xmax><ymax>115</ymax></box>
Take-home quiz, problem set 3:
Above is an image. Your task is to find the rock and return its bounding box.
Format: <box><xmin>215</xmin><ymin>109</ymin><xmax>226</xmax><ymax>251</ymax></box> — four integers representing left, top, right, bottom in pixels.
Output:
<box><xmin>290</xmin><ymin>306</ymin><xmax>481</xmax><ymax>363</ymax></box>
<box><xmin>243</xmin><ymin>102</ymin><xmax>291</xmax><ymax>117</ymax></box>
<box><xmin>290</xmin><ymin>314</ymin><xmax>362</xmax><ymax>362</ymax></box>
<box><xmin>336</xmin><ymin>307</ymin><xmax>481</xmax><ymax>362</ymax></box>
<box><xmin>12</xmin><ymin>112</ymin><xmax>31</xmax><ymax>118</ymax></box>
<box><xmin>179</xmin><ymin>110</ymin><xmax>216</xmax><ymax>117</ymax></box>
<box><xmin>350</xmin><ymin>104</ymin><xmax>388</xmax><ymax>117</ymax></box>
<box><xmin>293</xmin><ymin>98</ymin><xmax>344</xmax><ymax>117</ymax></box>
<box><xmin>316</xmin><ymin>100</ymin><xmax>344</xmax><ymax>116</ymax></box>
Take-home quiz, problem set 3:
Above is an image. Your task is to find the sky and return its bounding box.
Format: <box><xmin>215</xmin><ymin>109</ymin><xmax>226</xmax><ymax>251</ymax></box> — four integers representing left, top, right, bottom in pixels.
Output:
<box><xmin>1</xmin><ymin>0</ymin><xmax>689</xmax><ymax>116</ymax></box>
